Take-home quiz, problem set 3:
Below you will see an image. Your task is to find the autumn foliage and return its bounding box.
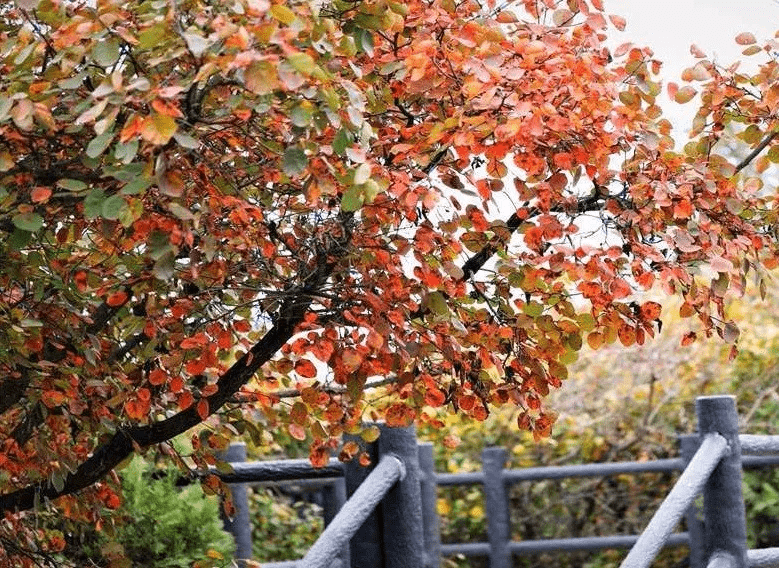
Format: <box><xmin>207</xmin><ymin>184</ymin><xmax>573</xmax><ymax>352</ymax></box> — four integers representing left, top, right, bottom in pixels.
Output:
<box><xmin>2</xmin><ymin>0</ymin><xmax>779</xmax><ymax>562</ymax></box>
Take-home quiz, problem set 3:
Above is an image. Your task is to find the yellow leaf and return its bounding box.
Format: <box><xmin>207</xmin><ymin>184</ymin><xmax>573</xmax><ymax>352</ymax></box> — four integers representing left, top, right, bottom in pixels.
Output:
<box><xmin>674</xmin><ymin>86</ymin><xmax>697</xmax><ymax>104</ymax></box>
<box><xmin>270</xmin><ymin>4</ymin><xmax>296</xmax><ymax>24</ymax></box>
<box><xmin>436</xmin><ymin>498</ymin><xmax>451</xmax><ymax>515</ymax></box>
<box><xmin>141</xmin><ymin>113</ymin><xmax>177</xmax><ymax>145</ymax></box>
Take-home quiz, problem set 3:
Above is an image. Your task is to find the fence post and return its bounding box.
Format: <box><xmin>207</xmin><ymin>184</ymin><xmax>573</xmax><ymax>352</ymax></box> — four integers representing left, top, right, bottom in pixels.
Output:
<box><xmin>322</xmin><ymin>479</ymin><xmax>349</xmax><ymax>567</ymax></box>
<box><xmin>378</xmin><ymin>424</ymin><xmax>425</xmax><ymax>568</ymax></box>
<box><xmin>482</xmin><ymin>447</ymin><xmax>511</xmax><ymax>568</ymax></box>
<box><xmin>418</xmin><ymin>443</ymin><xmax>441</xmax><ymax>568</ymax></box>
<box><xmin>696</xmin><ymin>396</ymin><xmax>747</xmax><ymax>568</ymax></box>
<box><xmin>344</xmin><ymin>431</ymin><xmax>382</xmax><ymax>568</ymax></box>
<box><xmin>219</xmin><ymin>443</ymin><xmax>252</xmax><ymax>567</ymax></box>
<box><xmin>680</xmin><ymin>434</ymin><xmax>704</xmax><ymax>568</ymax></box>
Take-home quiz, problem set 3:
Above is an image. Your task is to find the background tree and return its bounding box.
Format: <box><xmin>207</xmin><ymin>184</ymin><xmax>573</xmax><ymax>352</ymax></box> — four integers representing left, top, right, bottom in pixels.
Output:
<box><xmin>2</xmin><ymin>0</ymin><xmax>779</xmax><ymax>563</ymax></box>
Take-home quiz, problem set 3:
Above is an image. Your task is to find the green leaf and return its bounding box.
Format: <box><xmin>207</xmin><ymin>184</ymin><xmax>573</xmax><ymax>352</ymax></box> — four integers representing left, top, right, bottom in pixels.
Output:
<box><xmin>173</xmin><ymin>131</ymin><xmax>200</xmax><ymax>149</ymax></box>
<box><xmin>426</xmin><ymin>291</ymin><xmax>449</xmax><ymax>316</ymax></box>
<box><xmin>101</xmin><ymin>194</ymin><xmax>127</xmax><ymax>220</ymax></box>
<box><xmin>12</xmin><ymin>212</ymin><xmax>43</xmax><ymax>232</ymax></box>
<box><xmin>153</xmin><ymin>251</ymin><xmax>176</xmax><ymax>280</ymax></box>
<box><xmin>287</xmin><ymin>53</ymin><xmax>316</xmax><ymax>76</ymax></box>
<box><xmin>86</xmin><ymin>131</ymin><xmax>114</xmax><ymax>158</ymax></box>
<box><xmin>523</xmin><ymin>302</ymin><xmax>544</xmax><ymax>317</ymax></box>
<box><xmin>8</xmin><ymin>228</ymin><xmax>32</xmax><ymax>250</ymax></box>
<box><xmin>114</xmin><ymin>139</ymin><xmax>139</xmax><ymax>163</ymax></box>
<box><xmin>290</xmin><ymin>103</ymin><xmax>314</xmax><ymax>127</ymax></box>
<box><xmin>355</xmin><ymin>29</ymin><xmax>374</xmax><ymax>56</ymax></box>
<box><xmin>340</xmin><ymin>185</ymin><xmax>363</xmax><ymax>212</ymax></box>
<box><xmin>120</xmin><ymin>175</ymin><xmax>153</xmax><ymax>196</ymax></box>
<box><xmin>138</xmin><ymin>24</ymin><xmax>167</xmax><ymax>49</ymax></box>
<box><xmin>93</xmin><ymin>40</ymin><xmax>120</xmax><ymax>67</ymax></box>
<box><xmin>332</xmin><ymin>129</ymin><xmax>352</xmax><ymax>156</ymax></box>
<box><xmin>282</xmin><ymin>147</ymin><xmax>307</xmax><ymax>177</ymax></box>
<box><xmin>83</xmin><ymin>189</ymin><xmax>106</xmax><ymax>219</ymax></box>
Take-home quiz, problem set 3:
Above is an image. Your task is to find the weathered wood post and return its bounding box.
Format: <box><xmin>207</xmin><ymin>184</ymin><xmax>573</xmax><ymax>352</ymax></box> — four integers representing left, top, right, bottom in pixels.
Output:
<box><xmin>378</xmin><ymin>424</ymin><xmax>425</xmax><ymax>568</ymax></box>
<box><xmin>418</xmin><ymin>442</ymin><xmax>442</xmax><ymax>568</ymax></box>
<box><xmin>220</xmin><ymin>443</ymin><xmax>253</xmax><ymax>567</ymax></box>
<box><xmin>696</xmin><ymin>395</ymin><xmax>747</xmax><ymax>568</ymax></box>
<box><xmin>680</xmin><ymin>434</ymin><xmax>704</xmax><ymax>568</ymax></box>
<box><xmin>482</xmin><ymin>447</ymin><xmax>511</xmax><ymax>568</ymax></box>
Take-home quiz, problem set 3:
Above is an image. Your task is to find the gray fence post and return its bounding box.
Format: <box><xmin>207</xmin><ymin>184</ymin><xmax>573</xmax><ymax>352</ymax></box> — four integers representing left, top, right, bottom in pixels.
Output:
<box><xmin>419</xmin><ymin>443</ymin><xmax>441</xmax><ymax>568</ymax></box>
<box><xmin>696</xmin><ymin>396</ymin><xmax>747</xmax><ymax>568</ymax></box>
<box><xmin>680</xmin><ymin>434</ymin><xmax>704</xmax><ymax>568</ymax></box>
<box><xmin>344</xmin><ymin>432</ymin><xmax>382</xmax><ymax>568</ymax></box>
<box><xmin>322</xmin><ymin>479</ymin><xmax>349</xmax><ymax>567</ymax></box>
<box><xmin>483</xmin><ymin>447</ymin><xmax>511</xmax><ymax>568</ymax></box>
<box><xmin>219</xmin><ymin>443</ymin><xmax>252</xmax><ymax>566</ymax></box>
<box><xmin>378</xmin><ymin>424</ymin><xmax>425</xmax><ymax>568</ymax></box>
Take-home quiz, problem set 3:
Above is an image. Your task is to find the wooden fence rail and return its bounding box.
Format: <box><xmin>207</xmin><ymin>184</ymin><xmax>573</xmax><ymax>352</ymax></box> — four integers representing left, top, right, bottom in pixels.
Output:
<box><xmin>216</xmin><ymin>395</ymin><xmax>779</xmax><ymax>567</ymax></box>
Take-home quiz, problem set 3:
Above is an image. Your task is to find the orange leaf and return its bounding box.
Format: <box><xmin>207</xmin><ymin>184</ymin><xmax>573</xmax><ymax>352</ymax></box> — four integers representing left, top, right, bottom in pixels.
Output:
<box><xmin>458</xmin><ymin>394</ymin><xmax>476</xmax><ymax>411</ymax></box>
<box><xmin>31</xmin><ymin>186</ymin><xmax>52</xmax><ymax>203</ymax></box>
<box><xmin>681</xmin><ymin>331</ymin><xmax>697</xmax><ymax>346</ymax></box>
<box><xmin>341</xmin><ymin>349</ymin><xmax>363</xmax><ymax>373</ymax></box>
<box><xmin>425</xmin><ymin>387</ymin><xmax>446</xmax><ymax>407</ymax></box>
<box><xmin>587</xmin><ymin>332</ymin><xmax>604</xmax><ymax>350</ymax></box>
<box><xmin>180</xmin><ymin>333</ymin><xmax>207</xmax><ymax>349</ymax></box>
<box><xmin>74</xmin><ymin>270</ymin><xmax>89</xmax><ymax>292</ymax></box>
<box><xmin>639</xmin><ymin>301</ymin><xmax>661</xmax><ymax>321</ymax></box>
<box><xmin>618</xmin><ymin>325</ymin><xmax>636</xmax><ymax>347</ymax></box>
<box><xmin>295</xmin><ymin>359</ymin><xmax>317</xmax><ymax>378</ymax></box>
<box><xmin>106</xmin><ymin>290</ymin><xmax>128</xmax><ymax>307</ymax></box>
<box><xmin>125</xmin><ymin>399</ymin><xmax>149</xmax><ymax>420</ymax></box>
<box><xmin>609</xmin><ymin>278</ymin><xmax>631</xmax><ymax>299</ymax></box>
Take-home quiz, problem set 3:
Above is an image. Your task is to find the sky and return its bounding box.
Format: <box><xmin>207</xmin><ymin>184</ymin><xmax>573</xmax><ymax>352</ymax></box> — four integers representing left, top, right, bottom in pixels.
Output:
<box><xmin>610</xmin><ymin>0</ymin><xmax>779</xmax><ymax>138</ymax></box>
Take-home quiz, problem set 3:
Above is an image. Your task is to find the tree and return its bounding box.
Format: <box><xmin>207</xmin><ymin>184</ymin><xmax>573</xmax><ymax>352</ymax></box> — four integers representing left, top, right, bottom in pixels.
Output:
<box><xmin>1</xmin><ymin>0</ymin><xmax>778</xmax><ymax>562</ymax></box>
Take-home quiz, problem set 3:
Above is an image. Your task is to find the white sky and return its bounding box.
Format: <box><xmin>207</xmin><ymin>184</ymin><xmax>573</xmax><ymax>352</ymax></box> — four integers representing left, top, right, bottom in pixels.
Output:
<box><xmin>610</xmin><ymin>0</ymin><xmax>779</xmax><ymax>139</ymax></box>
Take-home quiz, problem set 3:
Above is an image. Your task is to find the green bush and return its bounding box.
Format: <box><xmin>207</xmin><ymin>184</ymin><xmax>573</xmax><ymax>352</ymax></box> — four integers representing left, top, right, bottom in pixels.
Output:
<box><xmin>249</xmin><ymin>487</ymin><xmax>323</xmax><ymax>561</ymax></box>
<box><xmin>111</xmin><ymin>456</ymin><xmax>235</xmax><ymax>568</ymax></box>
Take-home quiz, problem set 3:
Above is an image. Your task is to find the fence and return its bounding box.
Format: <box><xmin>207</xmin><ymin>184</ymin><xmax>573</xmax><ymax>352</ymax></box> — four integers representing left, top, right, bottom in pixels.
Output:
<box><xmin>215</xmin><ymin>395</ymin><xmax>779</xmax><ymax>567</ymax></box>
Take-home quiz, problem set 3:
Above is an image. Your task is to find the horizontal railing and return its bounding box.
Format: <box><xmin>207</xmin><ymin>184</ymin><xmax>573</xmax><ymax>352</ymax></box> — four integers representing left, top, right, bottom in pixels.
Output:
<box><xmin>621</xmin><ymin>433</ymin><xmax>730</xmax><ymax>568</ymax></box>
<box><xmin>220</xmin><ymin>396</ymin><xmax>779</xmax><ymax>568</ymax></box>
<box><xmin>302</xmin><ymin>454</ymin><xmax>405</xmax><ymax>568</ymax></box>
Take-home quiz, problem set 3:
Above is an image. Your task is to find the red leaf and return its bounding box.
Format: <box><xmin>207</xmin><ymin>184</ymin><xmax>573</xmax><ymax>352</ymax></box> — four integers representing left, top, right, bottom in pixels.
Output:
<box><xmin>178</xmin><ymin>391</ymin><xmax>194</xmax><ymax>410</ymax></box>
<box><xmin>196</xmin><ymin>398</ymin><xmax>209</xmax><ymax>420</ymax></box>
<box><xmin>148</xmin><ymin>368</ymin><xmax>168</xmax><ymax>386</ymax></box>
<box><xmin>640</xmin><ymin>301</ymin><xmax>661</xmax><ymax>321</ymax></box>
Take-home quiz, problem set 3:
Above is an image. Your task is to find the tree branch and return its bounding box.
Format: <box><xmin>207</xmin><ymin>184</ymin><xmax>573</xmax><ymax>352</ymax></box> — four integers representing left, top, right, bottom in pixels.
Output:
<box><xmin>0</xmin><ymin>217</ymin><xmax>352</xmax><ymax>513</ymax></box>
<box><xmin>460</xmin><ymin>187</ymin><xmax>604</xmax><ymax>281</ymax></box>
<box><xmin>734</xmin><ymin>130</ymin><xmax>778</xmax><ymax>174</ymax></box>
